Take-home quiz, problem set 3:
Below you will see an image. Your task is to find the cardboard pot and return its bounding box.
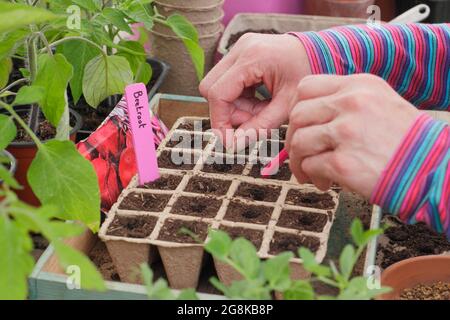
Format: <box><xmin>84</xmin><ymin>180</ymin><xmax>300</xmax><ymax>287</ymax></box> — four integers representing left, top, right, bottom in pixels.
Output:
<box><xmin>6</xmin><ymin>107</ymin><xmax>82</xmax><ymax>206</ymax></box>
<box><xmin>155</xmin><ymin>0</ymin><xmax>223</xmax><ymax>9</ymax></box>
<box><xmin>380</xmin><ymin>255</ymin><xmax>450</xmax><ymax>300</ymax></box>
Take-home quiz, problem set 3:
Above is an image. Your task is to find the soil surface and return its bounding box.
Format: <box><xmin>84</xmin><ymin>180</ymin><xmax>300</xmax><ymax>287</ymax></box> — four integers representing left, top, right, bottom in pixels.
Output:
<box><xmin>158</xmin><ymin>150</ymin><xmax>197</xmax><ymax>170</ymax></box>
<box><xmin>258</xmin><ymin>141</ymin><xmax>285</xmax><ymax>157</ymax></box>
<box><xmin>400</xmin><ymin>282</ymin><xmax>450</xmax><ymax>300</ymax></box>
<box><xmin>285</xmin><ymin>190</ymin><xmax>335</xmax><ymax>210</ymax></box>
<box><xmin>213</xmin><ymin>143</ymin><xmax>253</xmax><ymax>157</ymax></box>
<box><xmin>31</xmin><ymin>233</ymin><xmax>49</xmax><ymax>261</ymax></box>
<box><xmin>14</xmin><ymin>115</ymin><xmax>57</xmax><ymax>142</ymax></box>
<box><xmin>177</xmin><ymin>119</ymin><xmax>211</xmax><ymax>132</ymax></box>
<box><xmin>249</xmin><ymin>162</ymin><xmax>292</xmax><ymax>181</ymax></box>
<box><xmin>376</xmin><ymin>217</ymin><xmax>450</xmax><ymax>269</ymax></box>
<box><xmin>184</xmin><ymin>176</ymin><xmax>231</xmax><ymax>196</ymax></box>
<box><xmin>118</xmin><ymin>192</ymin><xmax>171</xmax><ymax>212</ymax></box>
<box><xmin>219</xmin><ymin>225</ymin><xmax>264</xmax><ymax>250</ymax></box>
<box><xmin>202</xmin><ymin>155</ymin><xmax>245</xmax><ymax>175</ymax></box>
<box><xmin>166</xmin><ymin>133</ymin><xmax>209</xmax><ymax>150</ymax></box>
<box><xmin>269</xmin><ymin>232</ymin><xmax>321</xmax><ymax>256</ymax></box>
<box><xmin>171</xmin><ymin>196</ymin><xmax>222</xmax><ymax>218</ymax></box>
<box><xmin>227</xmin><ymin>29</ymin><xmax>281</xmax><ymax>49</ymax></box>
<box><xmin>235</xmin><ymin>182</ymin><xmax>281</xmax><ymax>202</ymax></box>
<box><xmin>89</xmin><ymin>241</ymin><xmax>120</xmax><ymax>281</ymax></box>
<box><xmin>277</xmin><ymin>210</ymin><xmax>328</xmax><ymax>233</ymax></box>
<box><xmin>224</xmin><ymin>200</ymin><xmax>272</xmax><ymax>225</ymax></box>
<box><xmin>139</xmin><ymin>174</ymin><xmax>182</xmax><ymax>191</ymax></box>
<box><xmin>106</xmin><ymin>215</ymin><xmax>157</xmax><ymax>238</ymax></box>
<box><xmin>157</xmin><ymin>219</ymin><xmax>209</xmax><ymax>244</ymax></box>
<box><xmin>273</xmin><ymin>127</ymin><xmax>287</xmax><ymax>141</ymax></box>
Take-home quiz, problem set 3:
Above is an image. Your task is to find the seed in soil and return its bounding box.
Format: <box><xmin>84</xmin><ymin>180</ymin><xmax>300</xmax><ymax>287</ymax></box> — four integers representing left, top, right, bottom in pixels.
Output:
<box><xmin>258</xmin><ymin>140</ymin><xmax>285</xmax><ymax>157</ymax></box>
<box><xmin>157</xmin><ymin>219</ymin><xmax>209</xmax><ymax>244</ymax></box>
<box><xmin>234</xmin><ymin>182</ymin><xmax>281</xmax><ymax>202</ymax></box>
<box><xmin>224</xmin><ymin>201</ymin><xmax>272</xmax><ymax>225</ymax></box>
<box><xmin>177</xmin><ymin>119</ymin><xmax>211</xmax><ymax>132</ymax></box>
<box><xmin>106</xmin><ymin>215</ymin><xmax>157</xmax><ymax>239</ymax></box>
<box><xmin>184</xmin><ymin>176</ymin><xmax>231</xmax><ymax>196</ymax></box>
<box><xmin>285</xmin><ymin>190</ymin><xmax>336</xmax><ymax>210</ymax></box>
<box><xmin>119</xmin><ymin>192</ymin><xmax>171</xmax><ymax>212</ymax></box>
<box><xmin>219</xmin><ymin>225</ymin><xmax>264</xmax><ymax>250</ymax></box>
<box><xmin>171</xmin><ymin>196</ymin><xmax>222</xmax><ymax>218</ymax></box>
<box><xmin>400</xmin><ymin>282</ymin><xmax>450</xmax><ymax>300</ymax></box>
<box><xmin>277</xmin><ymin>210</ymin><xmax>328</xmax><ymax>233</ymax></box>
<box><xmin>249</xmin><ymin>162</ymin><xmax>291</xmax><ymax>181</ymax></box>
<box><xmin>139</xmin><ymin>174</ymin><xmax>182</xmax><ymax>191</ymax></box>
<box><xmin>202</xmin><ymin>155</ymin><xmax>245</xmax><ymax>175</ymax></box>
<box><xmin>166</xmin><ymin>132</ymin><xmax>209</xmax><ymax>150</ymax></box>
<box><xmin>158</xmin><ymin>150</ymin><xmax>197</xmax><ymax>170</ymax></box>
<box><xmin>269</xmin><ymin>232</ymin><xmax>321</xmax><ymax>256</ymax></box>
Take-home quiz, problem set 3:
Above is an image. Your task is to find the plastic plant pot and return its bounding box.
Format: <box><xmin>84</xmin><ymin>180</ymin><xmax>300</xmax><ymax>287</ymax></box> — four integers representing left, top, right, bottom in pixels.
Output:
<box><xmin>0</xmin><ymin>150</ymin><xmax>17</xmax><ymax>200</ymax></box>
<box><xmin>5</xmin><ymin>107</ymin><xmax>82</xmax><ymax>206</ymax></box>
<box><xmin>380</xmin><ymin>255</ymin><xmax>450</xmax><ymax>300</ymax></box>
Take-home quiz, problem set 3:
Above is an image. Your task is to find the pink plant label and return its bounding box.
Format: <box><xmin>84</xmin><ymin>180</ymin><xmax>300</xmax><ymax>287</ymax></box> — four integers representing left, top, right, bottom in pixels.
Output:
<box><xmin>124</xmin><ymin>83</ymin><xmax>160</xmax><ymax>185</ymax></box>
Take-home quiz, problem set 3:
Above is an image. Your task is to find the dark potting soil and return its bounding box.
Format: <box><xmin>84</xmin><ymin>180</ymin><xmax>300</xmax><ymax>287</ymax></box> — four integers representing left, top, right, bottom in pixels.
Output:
<box><xmin>158</xmin><ymin>150</ymin><xmax>197</xmax><ymax>170</ymax></box>
<box><xmin>177</xmin><ymin>119</ymin><xmax>211</xmax><ymax>132</ymax></box>
<box><xmin>213</xmin><ymin>142</ymin><xmax>253</xmax><ymax>157</ymax></box>
<box><xmin>400</xmin><ymin>282</ymin><xmax>450</xmax><ymax>300</ymax></box>
<box><xmin>285</xmin><ymin>190</ymin><xmax>335</xmax><ymax>210</ymax></box>
<box><xmin>277</xmin><ymin>210</ymin><xmax>328</xmax><ymax>233</ymax></box>
<box><xmin>106</xmin><ymin>215</ymin><xmax>157</xmax><ymax>238</ymax></box>
<box><xmin>224</xmin><ymin>200</ymin><xmax>272</xmax><ymax>225</ymax></box>
<box><xmin>184</xmin><ymin>176</ymin><xmax>231</xmax><ymax>196</ymax></box>
<box><xmin>15</xmin><ymin>116</ymin><xmax>56</xmax><ymax>142</ymax></box>
<box><xmin>219</xmin><ymin>225</ymin><xmax>264</xmax><ymax>250</ymax></box>
<box><xmin>235</xmin><ymin>182</ymin><xmax>281</xmax><ymax>202</ymax></box>
<box><xmin>171</xmin><ymin>196</ymin><xmax>222</xmax><ymax>218</ymax></box>
<box><xmin>166</xmin><ymin>133</ymin><xmax>209</xmax><ymax>150</ymax></box>
<box><xmin>377</xmin><ymin>217</ymin><xmax>450</xmax><ymax>269</ymax></box>
<box><xmin>227</xmin><ymin>29</ymin><xmax>281</xmax><ymax>49</ymax></box>
<box><xmin>202</xmin><ymin>155</ymin><xmax>245</xmax><ymax>175</ymax></box>
<box><xmin>249</xmin><ymin>162</ymin><xmax>292</xmax><ymax>181</ymax></box>
<box><xmin>269</xmin><ymin>232</ymin><xmax>321</xmax><ymax>256</ymax></box>
<box><xmin>31</xmin><ymin>233</ymin><xmax>49</xmax><ymax>261</ymax></box>
<box><xmin>157</xmin><ymin>219</ymin><xmax>209</xmax><ymax>244</ymax></box>
<box><xmin>273</xmin><ymin>127</ymin><xmax>287</xmax><ymax>141</ymax></box>
<box><xmin>258</xmin><ymin>141</ymin><xmax>285</xmax><ymax>157</ymax></box>
<box><xmin>139</xmin><ymin>174</ymin><xmax>183</xmax><ymax>191</ymax></box>
<box><xmin>118</xmin><ymin>192</ymin><xmax>171</xmax><ymax>212</ymax></box>
<box><xmin>89</xmin><ymin>241</ymin><xmax>121</xmax><ymax>282</ymax></box>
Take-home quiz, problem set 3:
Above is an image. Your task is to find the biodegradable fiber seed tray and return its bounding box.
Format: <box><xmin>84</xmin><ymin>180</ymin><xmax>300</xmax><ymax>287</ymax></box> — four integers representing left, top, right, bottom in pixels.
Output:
<box><xmin>99</xmin><ymin>117</ymin><xmax>339</xmax><ymax>290</ymax></box>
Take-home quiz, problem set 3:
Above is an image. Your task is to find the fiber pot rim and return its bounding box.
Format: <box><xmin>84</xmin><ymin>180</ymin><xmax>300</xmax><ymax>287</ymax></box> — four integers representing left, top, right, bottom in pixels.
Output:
<box><xmin>154</xmin><ymin>0</ymin><xmax>224</xmax><ymax>11</ymax></box>
<box><xmin>0</xmin><ymin>150</ymin><xmax>17</xmax><ymax>181</ymax></box>
<box><xmin>150</xmin><ymin>24</ymin><xmax>224</xmax><ymax>40</ymax></box>
<box><xmin>4</xmin><ymin>106</ymin><xmax>83</xmax><ymax>148</ymax></box>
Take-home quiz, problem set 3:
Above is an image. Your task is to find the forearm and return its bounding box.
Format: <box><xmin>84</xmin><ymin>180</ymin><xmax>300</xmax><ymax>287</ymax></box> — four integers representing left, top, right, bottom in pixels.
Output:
<box><xmin>291</xmin><ymin>23</ymin><xmax>450</xmax><ymax>110</ymax></box>
<box><xmin>371</xmin><ymin>113</ymin><xmax>450</xmax><ymax>238</ymax></box>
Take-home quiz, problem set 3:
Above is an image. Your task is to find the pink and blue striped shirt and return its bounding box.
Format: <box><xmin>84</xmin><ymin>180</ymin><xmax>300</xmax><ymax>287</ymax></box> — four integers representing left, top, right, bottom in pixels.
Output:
<box><xmin>293</xmin><ymin>23</ymin><xmax>450</xmax><ymax>238</ymax></box>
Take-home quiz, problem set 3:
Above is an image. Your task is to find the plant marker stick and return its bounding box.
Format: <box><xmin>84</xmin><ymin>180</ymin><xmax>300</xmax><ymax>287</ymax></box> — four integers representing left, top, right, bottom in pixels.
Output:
<box><xmin>261</xmin><ymin>148</ymin><xmax>289</xmax><ymax>178</ymax></box>
<box><xmin>124</xmin><ymin>83</ymin><xmax>160</xmax><ymax>185</ymax></box>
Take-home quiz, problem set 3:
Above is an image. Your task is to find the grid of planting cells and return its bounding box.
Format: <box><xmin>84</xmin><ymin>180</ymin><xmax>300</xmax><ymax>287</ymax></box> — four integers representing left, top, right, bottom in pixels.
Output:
<box><xmin>99</xmin><ymin>117</ymin><xmax>339</xmax><ymax>290</ymax></box>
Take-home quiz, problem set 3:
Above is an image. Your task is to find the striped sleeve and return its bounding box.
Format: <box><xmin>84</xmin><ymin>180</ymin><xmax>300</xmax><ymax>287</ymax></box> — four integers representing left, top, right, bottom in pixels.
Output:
<box><xmin>291</xmin><ymin>23</ymin><xmax>450</xmax><ymax>110</ymax></box>
<box><xmin>370</xmin><ymin>114</ymin><xmax>449</xmax><ymax>239</ymax></box>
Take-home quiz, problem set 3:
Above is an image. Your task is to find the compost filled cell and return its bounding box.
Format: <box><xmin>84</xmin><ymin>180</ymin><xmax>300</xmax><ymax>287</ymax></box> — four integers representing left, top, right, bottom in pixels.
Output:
<box><xmin>177</xmin><ymin>119</ymin><xmax>211</xmax><ymax>132</ymax></box>
<box><xmin>224</xmin><ymin>200</ymin><xmax>272</xmax><ymax>225</ymax></box>
<box><xmin>258</xmin><ymin>140</ymin><xmax>285</xmax><ymax>157</ymax></box>
<box><xmin>157</xmin><ymin>219</ymin><xmax>209</xmax><ymax>244</ymax></box>
<box><xmin>158</xmin><ymin>150</ymin><xmax>197</xmax><ymax>170</ymax></box>
<box><xmin>202</xmin><ymin>155</ymin><xmax>245</xmax><ymax>175</ymax></box>
<box><xmin>285</xmin><ymin>190</ymin><xmax>336</xmax><ymax>210</ymax></box>
<box><xmin>249</xmin><ymin>162</ymin><xmax>291</xmax><ymax>181</ymax></box>
<box><xmin>170</xmin><ymin>196</ymin><xmax>222</xmax><ymax>218</ymax></box>
<box><xmin>118</xmin><ymin>192</ymin><xmax>171</xmax><ymax>212</ymax></box>
<box><xmin>277</xmin><ymin>210</ymin><xmax>328</xmax><ymax>233</ymax></box>
<box><xmin>234</xmin><ymin>182</ymin><xmax>281</xmax><ymax>202</ymax></box>
<box><xmin>139</xmin><ymin>174</ymin><xmax>182</xmax><ymax>191</ymax></box>
<box><xmin>166</xmin><ymin>132</ymin><xmax>209</xmax><ymax>150</ymax></box>
<box><xmin>184</xmin><ymin>176</ymin><xmax>231</xmax><ymax>196</ymax></box>
<box><xmin>269</xmin><ymin>232</ymin><xmax>321</xmax><ymax>256</ymax></box>
<box><xmin>107</xmin><ymin>215</ymin><xmax>157</xmax><ymax>238</ymax></box>
<box><xmin>219</xmin><ymin>225</ymin><xmax>264</xmax><ymax>249</ymax></box>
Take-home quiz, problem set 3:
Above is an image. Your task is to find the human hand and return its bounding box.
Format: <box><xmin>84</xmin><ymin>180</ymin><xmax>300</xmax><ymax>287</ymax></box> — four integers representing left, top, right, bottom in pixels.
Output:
<box><xmin>199</xmin><ymin>33</ymin><xmax>311</xmax><ymax>149</ymax></box>
<box><xmin>286</xmin><ymin>74</ymin><xmax>421</xmax><ymax>199</ymax></box>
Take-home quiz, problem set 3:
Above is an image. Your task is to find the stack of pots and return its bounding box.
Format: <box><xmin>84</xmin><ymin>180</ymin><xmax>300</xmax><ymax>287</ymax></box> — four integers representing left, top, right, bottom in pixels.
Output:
<box><xmin>149</xmin><ymin>0</ymin><xmax>224</xmax><ymax>96</ymax></box>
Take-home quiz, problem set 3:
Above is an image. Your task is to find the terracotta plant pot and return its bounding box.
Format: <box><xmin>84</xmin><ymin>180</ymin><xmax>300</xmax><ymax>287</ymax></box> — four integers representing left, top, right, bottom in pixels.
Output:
<box><xmin>380</xmin><ymin>255</ymin><xmax>450</xmax><ymax>300</ymax></box>
<box><xmin>6</xmin><ymin>107</ymin><xmax>82</xmax><ymax>206</ymax></box>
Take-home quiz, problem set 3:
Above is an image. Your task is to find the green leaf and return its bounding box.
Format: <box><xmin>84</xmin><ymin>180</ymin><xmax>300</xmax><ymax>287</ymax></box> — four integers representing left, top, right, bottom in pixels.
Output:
<box><xmin>229</xmin><ymin>238</ymin><xmax>260</xmax><ymax>280</ymax></box>
<box><xmin>27</xmin><ymin>140</ymin><xmax>101</xmax><ymax>232</ymax></box>
<box><xmin>0</xmin><ymin>29</ymin><xmax>29</xmax><ymax>61</ymax></box>
<box><xmin>0</xmin><ymin>2</ymin><xmax>57</xmax><ymax>33</ymax></box>
<box><xmin>0</xmin><ymin>58</ymin><xmax>12</xmax><ymax>89</ymax></box>
<box><xmin>284</xmin><ymin>280</ymin><xmax>315</xmax><ymax>300</ymax></box>
<box><xmin>124</xmin><ymin>2</ymin><xmax>154</xmax><ymax>30</ymax></box>
<box><xmin>135</xmin><ymin>61</ymin><xmax>152</xmax><ymax>85</ymax></box>
<box><xmin>82</xmin><ymin>55</ymin><xmax>133</xmax><ymax>108</ymax></box>
<box><xmin>14</xmin><ymin>85</ymin><xmax>46</xmax><ymax>106</ymax></box>
<box><xmin>102</xmin><ymin>8</ymin><xmax>133</xmax><ymax>34</ymax></box>
<box><xmin>59</xmin><ymin>40</ymin><xmax>99</xmax><ymax>104</ymax></box>
<box><xmin>0</xmin><ymin>215</ymin><xmax>34</xmax><ymax>300</ymax></box>
<box><xmin>337</xmin><ymin>277</ymin><xmax>390</xmax><ymax>300</ymax></box>
<box><xmin>339</xmin><ymin>245</ymin><xmax>356</xmax><ymax>281</ymax></box>
<box><xmin>0</xmin><ymin>114</ymin><xmax>17</xmax><ymax>150</ymax></box>
<box><xmin>350</xmin><ymin>219</ymin><xmax>365</xmax><ymax>247</ymax></box>
<box><xmin>177</xmin><ymin>289</ymin><xmax>199</xmax><ymax>300</ymax></box>
<box><xmin>263</xmin><ymin>252</ymin><xmax>293</xmax><ymax>291</ymax></box>
<box><xmin>116</xmin><ymin>41</ymin><xmax>146</xmax><ymax>75</ymax></box>
<box><xmin>34</xmin><ymin>53</ymin><xmax>73</xmax><ymax>126</ymax></box>
<box><xmin>299</xmin><ymin>247</ymin><xmax>331</xmax><ymax>277</ymax></box>
<box><xmin>204</xmin><ymin>230</ymin><xmax>232</xmax><ymax>261</ymax></box>
<box><xmin>72</xmin><ymin>0</ymin><xmax>102</xmax><ymax>12</ymax></box>
<box><xmin>0</xmin><ymin>164</ymin><xmax>21</xmax><ymax>189</ymax></box>
<box><xmin>53</xmin><ymin>241</ymin><xmax>105</xmax><ymax>291</ymax></box>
